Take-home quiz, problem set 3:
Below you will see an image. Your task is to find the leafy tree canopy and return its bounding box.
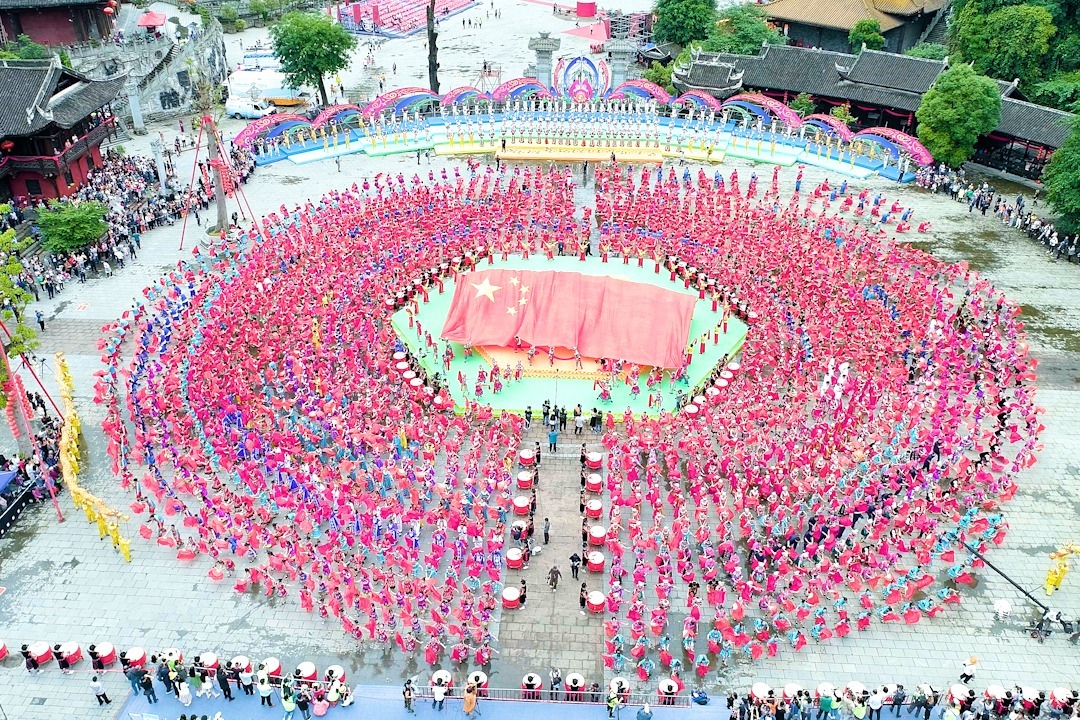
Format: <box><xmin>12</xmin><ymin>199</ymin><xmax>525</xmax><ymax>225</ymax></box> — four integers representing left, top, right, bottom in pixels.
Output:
<box><xmin>1031</xmin><ymin>69</ymin><xmax>1080</xmax><ymax>110</ymax></box>
<box><xmin>37</xmin><ymin>200</ymin><xmax>108</xmax><ymax>254</ymax></box>
<box><xmin>1043</xmin><ymin>115</ymin><xmax>1080</xmax><ymax>232</ymax></box>
<box><xmin>952</xmin><ymin>3</ymin><xmax>1056</xmax><ymax>86</ymax></box>
<box><xmin>915</xmin><ymin>64</ymin><xmax>1001</xmax><ymax>167</ymax></box>
<box><xmin>904</xmin><ymin>42</ymin><xmax>948</xmax><ymax>60</ymax></box>
<box><xmin>642</xmin><ymin>61</ymin><xmax>676</xmax><ymax>95</ymax></box>
<box><xmin>788</xmin><ymin>92</ymin><xmax>815</xmax><ymax>117</ymax></box>
<box><xmin>701</xmin><ymin>4</ymin><xmax>785</xmax><ymax>55</ymax></box>
<box><xmin>0</xmin><ymin>34</ymin><xmax>50</xmax><ymax>61</ymax></box>
<box><xmin>653</xmin><ymin>0</ymin><xmax>716</xmax><ymax>46</ymax></box>
<box><xmin>848</xmin><ymin>19</ymin><xmax>886</xmax><ymax>53</ymax></box>
<box><xmin>829</xmin><ymin>102</ymin><xmax>857</xmax><ymax>126</ymax></box>
<box><xmin>269</xmin><ymin>12</ymin><xmax>357</xmax><ymax>105</ymax></box>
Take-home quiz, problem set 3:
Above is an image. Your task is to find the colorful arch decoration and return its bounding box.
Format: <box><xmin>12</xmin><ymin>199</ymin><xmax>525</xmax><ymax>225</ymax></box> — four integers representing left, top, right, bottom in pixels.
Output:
<box><xmin>361</xmin><ymin>87</ymin><xmax>439</xmax><ymax>119</ymax></box>
<box><xmin>609</xmin><ymin>79</ymin><xmax>672</xmax><ymax>105</ymax></box>
<box><xmin>855</xmin><ymin>127</ymin><xmax>933</xmax><ymax>166</ymax></box>
<box><xmin>265</xmin><ymin>120</ymin><xmax>313</xmax><ymax>142</ymax></box>
<box><xmin>672</xmin><ymin>90</ymin><xmax>723</xmax><ymax>111</ymax></box>
<box><xmin>233</xmin><ymin>113</ymin><xmax>309</xmax><ymax>148</ymax></box>
<box><xmin>440</xmin><ymin>86</ymin><xmax>491</xmax><ymax>106</ymax></box>
<box><xmin>491</xmin><ymin>77</ymin><xmax>553</xmax><ymax>102</ymax></box>
<box><xmin>311</xmin><ymin>103</ymin><xmax>365</xmax><ymax>128</ymax></box>
<box><xmin>802</xmin><ymin>114</ymin><xmax>856</xmax><ymax>142</ymax></box>
<box><xmin>725</xmin><ymin>93</ymin><xmax>803</xmax><ymax>128</ymax></box>
<box><xmin>553</xmin><ymin>56</ymin><xmax>611</xmax><ymax>103</ymax></box>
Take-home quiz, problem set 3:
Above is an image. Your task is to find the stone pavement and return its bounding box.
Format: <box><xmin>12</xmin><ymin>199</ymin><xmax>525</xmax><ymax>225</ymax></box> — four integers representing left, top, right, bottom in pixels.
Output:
<box><xmin>2</xmin><ymin>121</ymin><xmax>1080</xmax><ymax>720</ymax></box>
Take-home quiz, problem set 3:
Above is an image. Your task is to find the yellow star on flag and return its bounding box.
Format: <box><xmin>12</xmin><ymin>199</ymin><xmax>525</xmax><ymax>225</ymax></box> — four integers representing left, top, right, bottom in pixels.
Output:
<box><xmin>508</xmin><ymin>277</ymin><xmax>520</xmax><ymax>286</ymax></box>
<box><xmin>471</xmin><ymin>277</ymin><xmax>501</xmax><ymax>303</ymax></box>
<box><xmin>519</xmin><ymin>296</ymin><xmax>529</xmax><ymax>306</ymax></box>
<box><xmin>506</xmin><ymin>306</ymin><xmax>518</xmax><ymax>316</ymax></box>
<box><xmin>520</xmin><ymin>285</ymin><xmax>530</xmax><ymax>294</ymax></box>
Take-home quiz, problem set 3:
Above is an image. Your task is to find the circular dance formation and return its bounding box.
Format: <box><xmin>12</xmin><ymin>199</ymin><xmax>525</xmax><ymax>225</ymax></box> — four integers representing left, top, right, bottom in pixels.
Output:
<box><xmin>96</xmin><ymin>161</ymin><xmax>1041</xmax><ymax>686</ymax></box>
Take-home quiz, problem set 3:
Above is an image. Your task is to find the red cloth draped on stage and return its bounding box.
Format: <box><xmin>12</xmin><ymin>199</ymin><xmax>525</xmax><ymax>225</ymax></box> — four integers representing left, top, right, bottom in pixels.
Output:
<box><xmin>440</xmin><ymin>269</ymin><xmax>697</xmax><ymax>368</ymax></box>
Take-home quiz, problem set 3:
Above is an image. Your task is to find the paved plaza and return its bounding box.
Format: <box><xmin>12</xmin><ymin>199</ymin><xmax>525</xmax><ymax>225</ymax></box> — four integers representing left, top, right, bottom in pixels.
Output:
<box><xmin>2</xmin><ymin>7</ymin><xmax>1080</xmax><ymax>719</ymax></box>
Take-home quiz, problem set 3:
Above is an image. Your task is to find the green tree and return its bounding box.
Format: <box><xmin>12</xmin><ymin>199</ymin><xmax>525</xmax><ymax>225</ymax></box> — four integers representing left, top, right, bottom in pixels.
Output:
<box><xmin>652</xmin><ymin>0</ymin><xmax>717</xmax><ymax>46</ymax></box>
<box><xmin>0</xmin><ymin>34</ymin><xmax>51</xmax><ymax>60</ymax></box>
<box><xmin>904</xmin><ymin>42</ymin><xmax>948</xmax><ymax>60</ymax></box>
<box><xmin>1044</xmin><ymin>115</ymin><xmax>1080</xmax><ymax>231</ymax></box>
<box><xmin>848</xmin><ymin>19</ymin><xmax>886</xmax><ymax>53</ymax></box>
<box><xmin>915</xmin><ymin>64</ymin><xmax>1001</xmax><ymax>166</ymax></box>
<box><xmin>0</xmin><ymin>206</ymin><xmax>39</xmax><ymax>388</ymax></box>
<box><xmin>643</xmin><ymin>61</ymin><xmax>675</xmax><ymax>95</ymax></box>
<box><xmin>269</xmin><ymin>12</ymin><xmax>357</xmax><ymax>106</ymax></box>
<box><xmin>829</xmin><ymin>102</ymin><xmax>857</xmax><ymax>126</ymax></box>
<box><xmin>701</xmin><ymin>4</ymin><xmax>785</xmax><ymax>55</ymax></box>
<box><xmin>953</xmin><ymin>3</ymin><xmax>1055</xmax><ymax>86</ymax></box>
<box><xmin>1032</xmin><ymin>70</ymin><xmax>1080</xmax><ymax>110</ymax></box>
<box><xmin>788</xmin><ymin>92</ymin><xmax>815</xmax><ymax>117</ymax></box>
<box><xmin>36</xmin><ymin>200</ymin><xmax>108</xmax><ymax>254</ymax></box>
<box><xmin>218</xmin><ymin>2</ymin><xmax>239</xmax><ymax>25</ymax></box>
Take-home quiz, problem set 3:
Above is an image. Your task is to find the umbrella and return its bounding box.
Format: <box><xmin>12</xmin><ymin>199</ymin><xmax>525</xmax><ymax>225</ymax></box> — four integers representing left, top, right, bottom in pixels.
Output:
<box><xmin>137</xmin><ymin>11</ymin><xmax>167</xmax><ymax>27</ymax></box>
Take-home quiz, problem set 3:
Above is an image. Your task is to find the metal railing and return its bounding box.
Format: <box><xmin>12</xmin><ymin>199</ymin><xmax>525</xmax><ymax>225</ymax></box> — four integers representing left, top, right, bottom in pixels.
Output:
<box><xmin>415</xmin><ymin>685</ymin><xmax>689</xmax><ymax>708</ymax></box>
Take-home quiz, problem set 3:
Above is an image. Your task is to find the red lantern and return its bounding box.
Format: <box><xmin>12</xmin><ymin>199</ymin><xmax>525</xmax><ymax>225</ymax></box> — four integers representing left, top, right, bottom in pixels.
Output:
<box><xmin>107</xmin><ymin>0</ymin><xmax>117</xmax><ymax>6</ymax></box>
<box><xmin>0</xmin><ymin>140</ymin><xmax>13</xmax><ymax>152</ymax></box>
<box><xmin>102</xmin><ymin>6</ymin><xmax>114</xmax><ymax>13</ymax></box>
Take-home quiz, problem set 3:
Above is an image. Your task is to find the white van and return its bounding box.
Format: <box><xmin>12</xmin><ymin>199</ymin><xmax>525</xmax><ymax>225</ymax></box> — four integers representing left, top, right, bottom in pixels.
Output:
<box><xmin>225</xmin><ymin>97</ymin><xmax>276</xmax><ymax>119</ymax></box>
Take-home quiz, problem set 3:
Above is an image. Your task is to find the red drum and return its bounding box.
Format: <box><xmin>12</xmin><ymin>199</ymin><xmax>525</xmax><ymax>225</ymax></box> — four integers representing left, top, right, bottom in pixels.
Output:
<box><xmin>658</xmin><ymin>678</ymin><xmax>680</xmax><ymax>705</ymax></box>
<box><xmin>1050</xmin><ymin>689</ymin><xmax>1071</xmax><ymax>709</ymax></box>
<box><xmin>402</xmin><ymin>370</ymin><xmax>417</xmax><ymax>381</ymax></box>
<box><xmin>519</xmin><ymin>449</ymin><xmax>535</xmax><ymax>467</ymax></box>
<box><xmin>589</xmin><ymin>525</ymin><xmax>606</xmax><ymax>546</ymax></box>
<box><xmin>230</xmin><ymin>655</ymin><xmax>252</xmax><ymax>673</ymax></box>
<box><xmin>29</xmin><ymin>642</ymin><xmax>52</xmax><ymax>666</ymax></box>
<box><xmin>684</xmin><ymin>404</ymin><xmax>699</xmax><ymax>417</ymax></box>
<box><xmin>502</xmin><ymin>587</ymin><xmax>520</xmax><ymax>609</ymax></box>
<box><xmin>507</xmin><ymin>548</ymin><xmax>524</xmax><ymax>569</ymax></box>
<box><xmin>706</xmin><ymin>387</ymin><xmax>721</xmax><ymax>404</ymax></box>
<box><xmin>409</xmin><ymin>378</ymin><xmax>423</xmax><ymax>391</ymax></box>
<box><xmin>384</xmin><ymin>298</ymin><xmax>396</xmax><ymax>310</ymax></box>
<box><xmin>587</xmin><ymin>551</ymin><xmax>605</xmax><ymax>572</ymax></box>
<box><xmin>395</xmin><ymin>361</ymin><xmax>410</xmax><ymax>373</ymax></box>
<box><xmin>163</xmin><ymin>647</ymin><xmax>183</xmax><ymax>665</ymax></box>
<box><xmin>513</xmin><ymin>496</ymin><xmax>530</xmax><ymax>515</ymax></box>
<box><xmin>587</xmin><ymin>591</ymin><xmax>606</xmax><ymax>613</ymax></box>
<box><xmin>720</xmin><ymin>370</ymin><xmax>734</xmax><ymax>380</ymax></box>
<box><xmin>91</xmin><ymin>643</ymin><xmax>117</xmax><ymax>667</ymax></box>
<box><xmin>392</xmin><ymin>352</ymin><xmax>407</xmax><ymax>362</ymax></box>
<box><xmin>261</xmin><ymin>657</ymin><xmax>282</xmax><ymax>677</ymax></box>
<box><xmin>295</xmin><ymin>661</ymin><xmax>317</xmax><ymax>682</ymax></box>
<box><xmin>58</xmin><ymin>642</ymin><xmax>82</xmax><ymax>665</ymax></box>
<box><xmin>566</xmin><ymin>673</ymin><xmax>586</xmax><ymax>700</ymax></box>
<box><xmin>585</xmin><ymin>473</ymin><xmax>602</xmax><ymax>493</ymax></box>
<box><xmin>522</xmin><ymin>673</ymin><xmax>543</xmax><ymax>699</ymax></box>
<box><xmin>0</xmin><ymin>641</ymin><xmax>6</xmax><ymax>662</ymax></box>
<box><xmin>726</xmin><ymin>361</ymin><xmax>741</xmax><ymax>372</ymax></box>
<box><xmin>433</xmin><ymin>396</ymin><xmax>446</xmax><ymax>408</ymax></box>
<box><xmin>516</xmin><ymin>471</ymin><xmax>534</xmax><ymax>490</ymax></box>
<box><xmin>196</xmin><ymin>652</ymin><xmax>219</xmax><ymax>671</ymax></box>
<box><xmin>585</xmin><ymin>499</ymin><xmax>603</xmax><ymax>519</ymax></box>
<box><xmin>715</xmin><ymin>379</ymin><xmax>729</xmax><ymax>389</ymax></box>
<box><xmin>468</xmin><ymin>671</ymin><xmax>489</xmax><ymax>693</ymax></box>
<box><xmin>123</xmin><ymin>646</ymin><xmax>147</xmax><ymax>668</ymax></box>
<box><xmin>326</xmin><ymin>665</ymin><xmax>346</xmax><ymax>684</ymax></box>
<box><xmin>585</xmin><ymin>452</ymin><xmax>602</xmax><ymax>469</ymax></box>
<box><xmin>432</xmin><ymin>670</ymin><xmax>453</xmax><ymax>691</ymax></box>
<box><xmin>693</xmin><ymin>395</ymin><xmax>707</xmax><ymax>406</ymax></box>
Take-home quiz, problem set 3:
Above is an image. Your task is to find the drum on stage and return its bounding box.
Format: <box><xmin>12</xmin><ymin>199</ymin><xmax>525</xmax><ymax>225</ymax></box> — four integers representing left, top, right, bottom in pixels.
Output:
<box><xmin>715</xmin><ymin>378</ymin><xmax>729</xmax><ymax>389</ymax></box>
<box><xmin>196</xmin><ymin>652</ymin><xmax>219</xmax><ymax>671</ymax></box>
<box><xmin>588</xmin><ymin>525</ymin><xmax>606</xmax><ymax>546</ymax></box>
<box><xmin>409</xmin><ymin>378</ymin><xmax>424</xmax><ymax>391</ymax></box>
<box><xmin>432</xmin><ymin>670</ymin><xmax>453</xmax><ymax>691</ymax></box>
<box><xmin>815</xmin><ymin>683</ymin><xmax>835</xmax><ymax>699</ymax></box>
<box><xmin>393</xmin><ymin>352</ymin><xmax>407</xmax><ymax>362</ymax></box>
<box><xmin>566</xmin><ymin>673</ymin><xmax>586</xmax><ymax>698</ymax></box>
<box><xmin>91</xmin><ymin>643</ymin><xmax>117</xmax><ymax>667</ymax></box>
<box><xmin>752</xmin><ymin>683</ymin><xmax>773</xmax><ymax>701</ymax></box>
<box><xmin>326</xmin><ymin>665</ymin><xmax>346</xmax><ymax>684</ymax></box>
<box><xmin>519</xmin><ymin>449</ymin><xmax>536</xmax><ymax>467</ymax></box>
<box><xmin>784</xmin><ymin>684</ymin><xmax>803</xmax><ymax>700</ymax></box>
<box><xmin>585</xmin><ymin>452</ymin><xmax>602</xmax><ymax>470</ymax></box>
<box><xmin>610</xmin><ymin>677</ymin><xmax>630</xmax><ymax>698</ymax></box>
<box><xmin>949</xmin><ymin>685</ymin><xmax>973</xmax><ymax>705</ymax></box>
<box><xmin>522</xmin><ymin>673</ymin><xmax>543</xmax><ymax>699</ymax></box>
<box><xmin>402</xmin><ymin>370</ymin><xmax>417</xmax><ymax>381</ymax></box>
<box><xmin>720</xmin><ymin>370</ymin><xmax>734</xmax><ymax>380</ymax></box>
<box><xmin>468</xmin><ymin>671</ymin><xmax>489</xmax><ymax>693</ymax></box>
<box><xmin>502</xmin><ymin>587</ymin><xmax>521</xmax><ymax>609</ymax></box>
<box><xmin>513</xmin><ymin>496</ymin><xmax>530</xmax><ymax>515</ymax></box>
<box><xmin>507</xmin><ymin>547</ymin><xmax>524</xmax><ymax>570</ymax></box>
<box><xmin>585</xmin><ymin>473</ymin><xmax>602</xmax><ymax>493</ymax></box>
<box><xmin>395</xmin><ymin>361</ymin><xmax>410</xmax><ymax>373</ymax></box>
<box><xmin>684</xmin><ymin>404</ymin><xmax>699</xmax><ymax>417</ymax></box>
<box><xmin>517</xmin><ymin>471</ymin><xmax>534</xmax><ymax>490</ymax></box>
<box><xmin>658</xmin><ymin>678</ymin><xmax>679</xmax><ymax>704</ymax></box>
<box><xmin>261</xmin><ymin>656</ymin><xmax>282</xmax><ymax>677</ymax></box>
<box><xmin>122</xmin><ymin>646</ymin><xmax>147</xmax><ymax>668</ymax></box>
<box><xmin>985</xmin><ymin>686</ymin><xmax>1006</xmax><ymax>701</ymax></box>
<box><xmin>727</xmin><ymin>361</ymin><xmax>741</xmax><ymax>372</ymax></box>
<box><xmin>586</xmin><ymin>591</ymin><xmax>606</xmax><ymax>613</ymax></box>
<box><xmin>295</xmin><ymin>661</ymin><xmax>317</xmax><ymax>682</ymax></box>
<box><xmin>705</xmin><ymin>387</ymin><xmax>721</xmax><ymax>404</ymax></box>
<box><xmin>28</xmin><ymin>641</ymin><xmax>52</xmax><ymax>666</ymax></box>
<box><xmin>1051</xmin><ymin>689</ymin><xmax>1073</xmax><ymax>709</ymax></box>
<box><xmin>587</xmin><ymin>551</ymin><xmax>605</xmax><ymax>572</ymax></box>
<box><xmin>585</xmin><ymin>499</ymin><xmax>603</xmax><ymax>519</ymax></box>
<box><xmin>846</xmin><ymin>682</ymin><xmax>867</xmax><ymax>699</ymax></box>
<box><xmin>231</xmin><ymin>655</ymin><xmax>252</xmax><ymax>673</ymax></box>
<box><xmin>384</xmin><ymin>298</ymin><xmax>396</xmax><ymax>311</ymax></box>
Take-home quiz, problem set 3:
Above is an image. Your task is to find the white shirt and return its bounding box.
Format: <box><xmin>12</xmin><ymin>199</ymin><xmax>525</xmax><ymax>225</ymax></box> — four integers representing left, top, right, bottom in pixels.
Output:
<box><xmin>433</xmin><ymin>685</ymin><xmax>447</xmax><ymax>701</ymax></box>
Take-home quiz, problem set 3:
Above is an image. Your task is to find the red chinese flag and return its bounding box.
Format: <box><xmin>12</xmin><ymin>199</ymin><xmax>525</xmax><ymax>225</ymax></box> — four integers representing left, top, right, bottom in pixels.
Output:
<box><xmin>440</xmin><ymin>269</ymin><xmax>697</xmax><ymax>368</ymax></box>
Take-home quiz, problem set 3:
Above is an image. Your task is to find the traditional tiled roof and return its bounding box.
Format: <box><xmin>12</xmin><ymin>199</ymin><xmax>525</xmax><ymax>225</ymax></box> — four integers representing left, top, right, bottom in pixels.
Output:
<box><xmin>998</xmin><ymin>98</ymin><xmax>1073</xmax><ymax>149</ymax></box>
<box><xmin>675</xmin><ymin>44</ymin><xmax>1075</xmax><ymax>148</ymax></box>
<box><xmin>763</xmin><ymin>0</ymin><xmax>904</xmax><ymax>33</ymax></box>
<box><xmin>870</xmin><ymin>0</ymin><xmax>948</xmax><ymax>17</ymax></box>
<box><xmin>837</xmin><ymin>50</ymin><xmax>944</xmax><ymax>94</ymax></box>
<box><xmin>0</xmin><ymin>59</ymin><xmax>124</xmax><ymax>137</ymax></box>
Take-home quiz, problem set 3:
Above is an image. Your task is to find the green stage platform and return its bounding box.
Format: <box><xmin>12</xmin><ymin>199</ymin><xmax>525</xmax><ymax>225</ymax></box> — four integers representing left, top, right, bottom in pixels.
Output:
<box><xmin>391</xmin><ymin>256</ymin><xmax>747</xmax><ymax>415</ymax></box>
